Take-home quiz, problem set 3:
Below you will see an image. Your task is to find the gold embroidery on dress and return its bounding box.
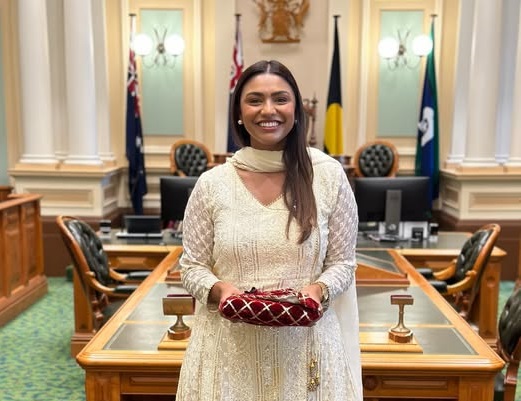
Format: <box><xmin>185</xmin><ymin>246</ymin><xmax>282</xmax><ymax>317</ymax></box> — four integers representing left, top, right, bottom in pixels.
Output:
<box><xmin>307</xmin><ymin>232</ymin><xmax>320</xmax><ymax>392</ymax></box>
<box><xmin>177</xmin><ymin>161</ymin><xmax>359</xmax><ymax>399</ymax></box>
<box><xmin>233</xmin><ymin>167</ymin><xmax>284</xmax><ymax>208</ymax></box>
<box><xmin>307</xmin><ymin>354</ymin><xmax>320</xmax><ymax>391</ymax></box>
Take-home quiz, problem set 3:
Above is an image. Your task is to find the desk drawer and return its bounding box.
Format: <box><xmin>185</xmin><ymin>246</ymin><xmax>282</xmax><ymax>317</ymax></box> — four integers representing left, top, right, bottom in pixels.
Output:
<box><xmin>121</xmin><ymin>372</ymin><xmax>178</xmax><ymax>395</ymax></box>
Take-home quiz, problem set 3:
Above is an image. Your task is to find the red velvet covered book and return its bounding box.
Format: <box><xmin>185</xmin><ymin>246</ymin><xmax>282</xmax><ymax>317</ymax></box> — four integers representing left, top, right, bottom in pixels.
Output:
<box><xmin>219</xmin><ymin>287</ymin><xmax>323</xmax><ymax>327</ymax></box>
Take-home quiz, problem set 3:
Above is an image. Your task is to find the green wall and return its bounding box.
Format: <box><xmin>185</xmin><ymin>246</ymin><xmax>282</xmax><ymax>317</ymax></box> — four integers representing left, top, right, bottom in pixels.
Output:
<box><xmin>0</xmin><ymin>23</ymin><xmax>9</xmax><ymax>185</ymax></box>
<box><xmin>140</xmin><ymin>9</ymin><xmax>184</xmax><ymax>136</ymax></box>
<box><xmin>377</xmin><ymin>10</ymin><xmax>424</xmax><ymax>137</ymax></box>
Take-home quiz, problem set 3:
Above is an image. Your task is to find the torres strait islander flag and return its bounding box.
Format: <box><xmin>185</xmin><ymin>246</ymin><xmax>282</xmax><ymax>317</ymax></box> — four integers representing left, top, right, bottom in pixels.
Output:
<box><xmin>415</xmin><ymin>20</ymin><xmax>440</xmax><ymax>205</ymax></box>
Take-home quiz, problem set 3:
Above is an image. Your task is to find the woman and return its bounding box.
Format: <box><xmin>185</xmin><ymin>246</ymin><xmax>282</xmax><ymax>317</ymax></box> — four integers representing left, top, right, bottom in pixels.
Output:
<box><xmin>177</xmin><ymin>60</ymin><xmax>362</xmax><ymax>400</ymax></box>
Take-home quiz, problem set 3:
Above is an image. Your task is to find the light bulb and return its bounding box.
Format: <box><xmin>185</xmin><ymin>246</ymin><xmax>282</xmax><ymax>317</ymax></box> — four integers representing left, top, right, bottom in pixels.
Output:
<box><xmin>412</xmin><ymin>34</ymin><xmax>433</xmax><ymax>56</ymax></box>
<box><xmin>378</xmin><ymin>37</ymin><xmax>399</xmax><ymax>59</ymax></box>
<box><xmin>133</xmin><ymin>33</ymin><xmax>153</xmax><ymax>56</ymax></box>
<box><xmin>164</xmin><ymin>34</ymin><xmax>185</xmax><ymax>56</ymax></box>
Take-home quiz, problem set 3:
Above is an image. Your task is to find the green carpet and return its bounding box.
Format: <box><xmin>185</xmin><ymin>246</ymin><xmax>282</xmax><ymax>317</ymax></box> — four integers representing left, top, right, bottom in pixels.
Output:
<box><xmin>0</xmin><ymin>278</ymin><xmax>519</xmax><ymax>401</ymax></box>
<box><xmin>0</xmin><ymin>277</ymin><xmax>85</xmax><ymax>401</ymax></box>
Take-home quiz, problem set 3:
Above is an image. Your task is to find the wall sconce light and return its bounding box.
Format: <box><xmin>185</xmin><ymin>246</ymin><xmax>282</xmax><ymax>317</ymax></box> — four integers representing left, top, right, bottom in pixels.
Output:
<box><xmin>378</xmin><ymin>29</ymin><xmax>433</xmax><ymax>70</ymax></box>
<box><xmin>132</xmin><ymin>27</ymin><xmax>185</xmax><ymax>68</ymax></box>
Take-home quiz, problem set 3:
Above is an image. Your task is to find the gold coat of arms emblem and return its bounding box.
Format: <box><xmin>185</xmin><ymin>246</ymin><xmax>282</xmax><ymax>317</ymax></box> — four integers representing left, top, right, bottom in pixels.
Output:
<box><xmin>253</xmin><ymin>0</ymin><xmax>310</xmax><ymax>43</ymax></box>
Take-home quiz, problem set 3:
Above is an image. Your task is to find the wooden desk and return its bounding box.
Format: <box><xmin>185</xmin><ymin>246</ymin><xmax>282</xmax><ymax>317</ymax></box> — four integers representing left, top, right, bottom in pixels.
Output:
<box><xmin>0</xmin><ymin>193</ymin><xmax>47</xmax><ymax>327</ymax></box>
<box><xmin>71</xmin><ymin>231</ymin><xmax>505</xmax><ymax>355</ymax></box>
<box><xmin>76</xmin><ymin>248</ymin><xmax>504</xmax><ymax>401</ymax></box>
<box><xmin>357</xmin><ymin>231</ymin><xmax>506</xmax><ymax>349</ymax></box>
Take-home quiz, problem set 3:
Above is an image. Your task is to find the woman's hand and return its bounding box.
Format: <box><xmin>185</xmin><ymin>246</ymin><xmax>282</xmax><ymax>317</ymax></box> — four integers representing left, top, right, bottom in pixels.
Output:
<box><xmin>300</xmin><ymin>283</ymin><xmax>323</xmax><ymax>305</ymax></box>
<box><xmin>209</xmin><ymin>281</ymin><xmax>241</xmax><ymax>305</ymax></box>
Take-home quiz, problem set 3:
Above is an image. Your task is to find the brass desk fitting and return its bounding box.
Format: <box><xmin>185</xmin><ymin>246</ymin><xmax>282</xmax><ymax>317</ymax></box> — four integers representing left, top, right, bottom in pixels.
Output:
<box><xmin>388</xmin><ymin>294</ymin><xmax>414</xmax><ymax>343</ymax></box>
<box><xmin>162</xmin><ymin>294</ymin><xmax>195</xmax><ymax>340</ymax></box>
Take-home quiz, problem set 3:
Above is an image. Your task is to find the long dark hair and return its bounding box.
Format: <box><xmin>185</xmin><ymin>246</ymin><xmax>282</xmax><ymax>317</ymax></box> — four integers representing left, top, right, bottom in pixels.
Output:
<box><xmin>230</xmin><ymin>60</ymin><xmax>317</xmax><ymax>244</ymax></box>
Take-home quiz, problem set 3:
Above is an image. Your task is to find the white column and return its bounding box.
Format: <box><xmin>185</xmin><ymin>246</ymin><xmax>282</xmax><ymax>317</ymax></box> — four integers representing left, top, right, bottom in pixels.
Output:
<box><xmin>495</xmin><ymin>0</ymin><xmax>520</xmax><ymax>164</ymax></box>
<box><xmin>63</xmin><ymin>0</ymin><xmax>101</xmax><ymax>165</ymax></box>
<box><xmin>17</xmin><ymin>0</ymin><xmax>56</xmax><ymax>164</ymax></box>
<box><xmin>46</xmin><ymin>0</ymin><xmax>68</xmax><ymax>163</ymax></box>
<box><xmin>506</xmin><ymin>2</ymin><xmax>521</xmax><ymax>167</ymax></box>
<box><xmin>461</xmin><ymin>0</ymin><xmax>503</xmax><ymax>166</ymax></box>
<box><xmin>445</xmin><ymin>0</ymin><xmax>475</xmax><ymax>166</ymax></box>
<box><xmin>92</xmin><ymin>0</ymin><xmax>114</xmax><ymax>162</ymax></box>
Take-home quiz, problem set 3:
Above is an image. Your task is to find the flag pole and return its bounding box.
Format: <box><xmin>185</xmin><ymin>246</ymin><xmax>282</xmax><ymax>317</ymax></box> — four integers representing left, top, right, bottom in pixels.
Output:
<box><xmin>129</xmin><ymin>13</ymin><xmax>136</xmax><ymax>41</ymax></box>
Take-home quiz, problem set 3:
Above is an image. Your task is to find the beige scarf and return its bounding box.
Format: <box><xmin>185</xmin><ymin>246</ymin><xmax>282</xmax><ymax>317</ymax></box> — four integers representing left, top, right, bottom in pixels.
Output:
<box><xmin>227</xmin><ymin>146</ymin><xmax>331</xmax><ymax>172</ymax></box>
<box><xmin>227</xmin><ymin>147</ymin><xmax>285</xmax><ymax>172</ymax></box>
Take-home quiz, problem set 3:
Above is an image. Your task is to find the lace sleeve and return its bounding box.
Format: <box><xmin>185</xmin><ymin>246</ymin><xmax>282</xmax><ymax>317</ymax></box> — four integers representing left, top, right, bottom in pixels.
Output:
<box><xmin>316</xmin><ymin>166</ymin><xmax>358</xmax><ymax>300</ymax></box>
<box><xmin>180</xmin><ymin>177</ymin><xmax>220</xmax><ymax>306</ymax></box>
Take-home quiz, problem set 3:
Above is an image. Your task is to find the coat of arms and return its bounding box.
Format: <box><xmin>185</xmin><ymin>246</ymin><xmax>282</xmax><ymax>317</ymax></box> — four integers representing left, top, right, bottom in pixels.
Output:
<box><xmin>253</xmin><ymin>0</ymin><xmax>310</xmax><ymax>43</ymax></box>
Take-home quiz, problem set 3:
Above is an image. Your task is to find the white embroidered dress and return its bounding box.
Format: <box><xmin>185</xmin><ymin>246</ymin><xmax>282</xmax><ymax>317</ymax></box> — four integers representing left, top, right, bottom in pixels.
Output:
<box><xmin>177</xmin><ymin>148</ymin><xmax>362</xmax><ymax>401</ymax></box>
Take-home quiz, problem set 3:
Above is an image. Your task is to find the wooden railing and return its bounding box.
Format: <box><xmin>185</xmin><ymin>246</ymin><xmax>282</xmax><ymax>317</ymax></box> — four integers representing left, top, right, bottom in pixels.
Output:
<box><xmin>0</xmin><ymin>191</ymin><xmax>47</xmax><ymax>326</ymax></box>
<box><xmin>0</xmin><ymin>185</ymin><xmax>13</xmax><ymax>201</ymax></box>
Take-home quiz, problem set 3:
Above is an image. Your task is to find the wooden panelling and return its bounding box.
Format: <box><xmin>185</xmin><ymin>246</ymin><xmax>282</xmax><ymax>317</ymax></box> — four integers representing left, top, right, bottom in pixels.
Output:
<box><xmin>0</xmin><ymin>193</ymin><xmax>47</xmax><ymax>326</ymax></box>
<box><xmin>0</xmin><ymin>186</ymin><xmax>13</xmax><ymax>201</ymax></box>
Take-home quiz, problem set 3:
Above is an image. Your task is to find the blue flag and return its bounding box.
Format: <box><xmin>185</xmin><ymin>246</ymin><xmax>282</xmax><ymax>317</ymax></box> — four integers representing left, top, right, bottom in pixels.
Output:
<box><xmin>126</xmin><ymin>48</ymin><xmax>147</xmax><ymax>214</ymax></box>
<box><xmin>415</xmin><ymin>21</ymin><xmax>439</xmax><ymax>205</ymax></box>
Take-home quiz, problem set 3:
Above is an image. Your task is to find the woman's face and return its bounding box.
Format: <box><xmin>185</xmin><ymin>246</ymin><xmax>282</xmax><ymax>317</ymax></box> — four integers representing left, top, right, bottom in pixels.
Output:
<box><xmin>239</xmin><ymin>73</ymin><xmax>296</xmax><ymax>151</ymax></box>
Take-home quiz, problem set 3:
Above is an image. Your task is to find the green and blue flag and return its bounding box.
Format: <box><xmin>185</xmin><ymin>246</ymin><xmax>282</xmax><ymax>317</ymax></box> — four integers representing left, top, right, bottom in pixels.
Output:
<box><xmin>415</xmin><ymin>21</ymin><xmax>439</xmax><ymax>205</ymax></box>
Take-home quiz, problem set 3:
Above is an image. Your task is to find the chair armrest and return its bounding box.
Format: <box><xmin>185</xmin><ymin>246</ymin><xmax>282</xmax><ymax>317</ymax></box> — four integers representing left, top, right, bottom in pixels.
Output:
<box><xmin>126</xmin><ymin>271</ymin><xmax>151</xmax><ymax>280</ymax></box>
<box><xmin>445</xmin><ymin>275</ymin><xmax>474</xmax><ymax>295</ymax></box>
<box><xmin>110</xmin><ymin>269</ymin><xmax>127</xmax><ymax>282</ymax></box>
<box><xmin>432</xmin><ymin>260</ymin><xmax>458</xmax><ymax>281</ymax></box>
<box><xmin>110</xmin><ymin>269</ymin><xmax>150</xmax><ymax>282</ymax></box>
<box><xmin>417</xmin><ymin>267</ymin><xmax>434</xmax><ymax>279</ymax></box>
<box><xmin>427</xmin><ymin>280</ymin><xmax>448</xmax><ymax>293</ymax></box>
<box><xmin>113</xmin><ymin>284</ymin><xmax>139</xmax><ymax>294</ymax></box>
<box><xmin>85</xmin><ymin>271</ymin><xmax>132</xmax><ymax>297</ymax></box>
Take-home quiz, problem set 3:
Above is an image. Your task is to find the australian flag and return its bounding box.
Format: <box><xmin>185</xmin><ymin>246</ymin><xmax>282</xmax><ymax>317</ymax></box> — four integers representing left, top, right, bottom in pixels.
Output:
<box><xmin>126</xmin><ymin>48</ymin><xmax>147</xmax><ymax>214</ymax></box>
<box><xmin>227</xmin><ymin>14</ymin><xmax>244</xmax><ymax>153</ymax></box>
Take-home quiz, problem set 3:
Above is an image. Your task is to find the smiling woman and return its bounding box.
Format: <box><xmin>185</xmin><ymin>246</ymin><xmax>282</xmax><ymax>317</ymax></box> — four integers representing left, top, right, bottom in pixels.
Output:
<box><xmin>176</xmin><ymin>59</ymin><xmax>363</xmax><ymax>400</ymax></box>
<box><xmin>238</xmin><ymin>73</ymin><xmax>296</xmax><ymax>151</ymax></box>
<box><xmin>229</xmin><ymin>60</ymin><xmax>315</xmax><ymax>244</ymax></box>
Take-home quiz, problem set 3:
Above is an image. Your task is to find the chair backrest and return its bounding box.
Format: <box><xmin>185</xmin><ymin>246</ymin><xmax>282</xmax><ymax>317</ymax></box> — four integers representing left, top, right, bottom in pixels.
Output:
<box><xmin>56</xmin><ymin>215</ymin><xmax>112</xmax><ymax>330</ymax></box>
<box><xmin>170</xmin><ymin>139</ymin><xmax>213</xmax><ymax>176</ymax></box>
<box><xmin>449</xmin><ymin>224</ymin><xmax>500</xmax><ymax>286</ymax></box>
<box><xmin>353</xmin><ymin>140</ymin><xmax>399</xmax><ymax>177</ymax></box>
<box><xmin>449</xmin><ymin>223</ymin><xmax>501</xmax><ymax>320</ymax></box>
<box><xmin>60</xmin><ymin>216</ymin><xmax>112</xmax><ymax>286</ymax></box>
<box><xmin>496</xmin><ymin>286</ymin><xmax>521</xmax><ymax>401</ymax></box>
